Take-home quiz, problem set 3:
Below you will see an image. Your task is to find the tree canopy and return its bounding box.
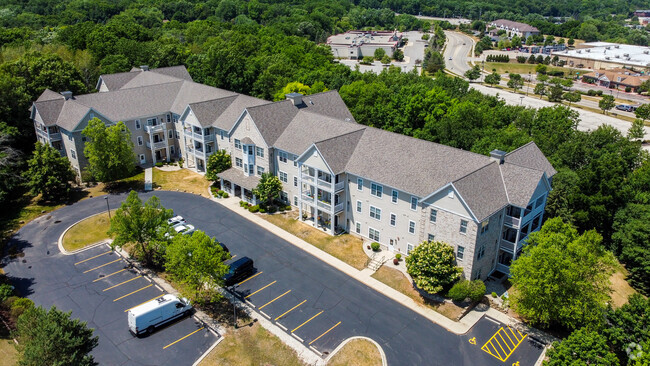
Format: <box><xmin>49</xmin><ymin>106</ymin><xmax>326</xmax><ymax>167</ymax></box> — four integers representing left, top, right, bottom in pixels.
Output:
<box><xmin>405</xmin><ymin>240</ymin><xmax>462</xmax><ymax>294</ymax></box>
<box><xmin>205</xmin><ymin>150</ymin><xmax>232</xmax><ymax>181</ymax></box>
<box><xmin>24</xmin><ymin>142</ymin><xmax>75</xmax><ymax>201</ymax></box>
<box><xmin>82</xmin><ymin>119</ymin><xmax>135</xmax><ymax>183</ymax></box>
<box><xmin>253</xmin><ymin>172</ymin><xmax>283</xmax><ymax>207</ymax></box>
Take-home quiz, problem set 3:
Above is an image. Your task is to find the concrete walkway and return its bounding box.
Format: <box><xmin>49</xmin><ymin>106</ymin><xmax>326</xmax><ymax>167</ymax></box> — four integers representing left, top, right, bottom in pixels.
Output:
<box><xmin>144</xmin><ymin>167</ymin><xmax>152</xmax><ymax>191</ymax></box>
<box><xmin>207</xmin><ymin>188</ymin><xmax>553</xmax><ymax>345</ymax></box>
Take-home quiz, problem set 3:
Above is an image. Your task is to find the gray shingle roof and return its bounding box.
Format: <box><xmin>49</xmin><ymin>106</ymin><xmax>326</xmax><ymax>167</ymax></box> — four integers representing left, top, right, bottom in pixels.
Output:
<box><xmin>119</xmin><ymin>71</ymin><xmax>181</xmax><ymax>90</ymax></box>
<box><xmin>505</xmin><ymin>142</ymin><xmax>556</xmax><ymax>177</ymax></box>
<box><xmin>170</xmin><ymin>81</ymin><xmax>236</xmax><ymax>115</ymax></box>
<box><xmin>56</xmin><ymin>101</ymin><xmax>91</xmax><ymax>131</ymax></box>
<box><xmin>98</xmin><ymin>66</ymin><xmax>193</xmax><ymax>92</ymax></box>
<box><xmin>314</xmin><ymin>129</ymin><xmax>365</xmax><ymax>174</ymax></box>
<box><xmin>214</xmin><ymin>94</ymin><xmax>269</xmax><ymax>132</ymax></box>
<box><xmin>217</xmin><ymin>167</ymin><xmax>260</xmax><ymax>191</ymax></box>
<box><xmin>453</xmin><ymin>162</ymin><xmax>509</xmax><ymax>221</ymax></box>
<box><xmin>298</xmin><ymin>90</ymin><xmax>356</xmax><ymax>122</ymax></box>
<box><xmin>33</xmin><ymin>98</ymin><xmax>65</xmax><ymax>126</ymax></box>
<box><xmin>245</xmin><ymin>100</ymin><xmax>298</xmax><ymax>145</ymax></box>
<box><xmin>500</xmin><ymin>163</ymin><xmax>545</xmax><ymax>208</ymax></box>
<box><xmin>189</xmin><ymin>95</ymin><xmax>239</xmax><ymax>128</ymax></box>
<box><xmin>37</xmin><ymin>89</ymin><xmax>63</xmax><ymax>102</ymax></box>
<box><xmin>148</xmin><ymin>65</ymin><xmax>192</xmax><ymax>81</ymax></box>
<box><xmin>98</xmin><ymin>72</ymin><xmax>139</xmax><ymax>91</ymax></box>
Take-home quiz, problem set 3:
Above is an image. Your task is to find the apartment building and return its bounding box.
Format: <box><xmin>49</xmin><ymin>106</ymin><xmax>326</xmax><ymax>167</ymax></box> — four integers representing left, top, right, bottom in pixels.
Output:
<box><xmin>31</xmin><ymin>66</ymin><xmax>555</xmax><ymax>280</ymax></box>
<box><xmin>488</xmin><ymin>19</ymin><xmax>540</xmax><ymax>39</ymax></box>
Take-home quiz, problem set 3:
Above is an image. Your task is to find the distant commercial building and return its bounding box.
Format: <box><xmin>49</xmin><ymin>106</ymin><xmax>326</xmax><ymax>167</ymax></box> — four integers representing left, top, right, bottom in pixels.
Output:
<box><xmin>581</xmin><ymin>68</ymin><xmax>649</xmax><ymax>92</ymax></box>
<box><xmin>553</xmin><ymin>42</ymin><xmax>650</xmax><ymax>72</ymax></box>
<box><xmin>326</xmin><ymin>30</ymin><xmax>402</xmax><ymax>59</ymax></box>
<box><xmin>488</xmin><ymin>19</ymin><xmax>540</xmax><ymax>39</ymax></box>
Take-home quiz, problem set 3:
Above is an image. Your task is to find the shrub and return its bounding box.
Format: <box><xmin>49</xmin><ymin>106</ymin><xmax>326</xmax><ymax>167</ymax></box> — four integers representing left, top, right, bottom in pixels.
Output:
<box><xmin>492</xmin><ymin>292</ymin><xmax>498</xmax><ymax>298</ymax></box>
<box><xmin>222</xmin><ymin>192</ymin><xmax>229</xmax><ymax>198</ymax></box>
<box><xmin>277</xmin><ymin>205</ymin><xmax>285</xmax><ymax>212</ymax></box>
<box><xmin>218</xmin><ymin>190</ymin><xmax>224</xmax><ymax>196</ymax></box>
<box><xmin>259</xmin><ymin>208</ymin><xmax>266</xmax><ymax>213</ymax></box>
<box><xmin>467</xmin><ymin>280</ymin><xmax>486</xmax><ymax>302</ymax></box>
<box><xmin>447</xmin><ymin>280</ymin><xmax>486</xmax><ymax>302</ymax></box>
<box><xmin>625</xmin><ymin>86</ymin><xmax>631</xmax><ymax>92</ymax></box>
<box><xmin>0</xmin><ymin>284</ymin><xmax>13</xmax><ymax>302</ymax></box>
<box><xmin>155</xmin><ymin>162</ymin><xmax>163</xmax><ymax>167</ymax></box>
<box><xmin>239</xmin><ymin>200</ymin><xmax>246</xmax><ymax>207</ymax></box>
<box><xmin>248</xmin><ymin>205</ymin><xmax>260</xmax><ymax>213</ymax></box>
<box><xmin>596</xmin><ymin>90</ymin><xmax>603</xmax><ymax>96</ymax></box>
<box><xmin>395</xmin><ymin>253</ymin><xmax>402</xmax><ymax>260</ymax></box>
<box><xmin>10</xmin><ymin>297</ymin><xmax>34</xmax><ymax>319</ymax></box>
<box><xmin>285</xmin><ymin>205</ymin><xmax>291</xmax><ymax>211</ymax></box>
<box><xmin>371</xmin><ymin>242</ymin><xmax>380</xmax><ymax>251</ymax></box>
<box><xmin>178</xmin><ymin>158</ymin><xmax>184</xmax><ymax>168</ymax></box>
<box><xmin>587</xmin><ymin>89</ymin><xmax>596</xmax><ymax>96</ymax></box>
<box><xmin>268</xmin><ymin>206</ymin><xmax>277</xmax><ymax>213</ymax></box>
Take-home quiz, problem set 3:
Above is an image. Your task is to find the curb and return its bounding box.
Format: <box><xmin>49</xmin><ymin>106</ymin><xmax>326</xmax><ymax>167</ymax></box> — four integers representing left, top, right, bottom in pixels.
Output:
<box><xmin>192</xmin><ymin>337</ymin><xmax>224</xmax><ymax>366</ymax></box>
<box><xmin>57</xmin><ymin>211</ymin><xmax>113</xmax><ymax>255</ymax></box>
<box><xmin>324</xmin><ymin>336</ymin><xmax>388</xmax><ymax>366</ymax></box>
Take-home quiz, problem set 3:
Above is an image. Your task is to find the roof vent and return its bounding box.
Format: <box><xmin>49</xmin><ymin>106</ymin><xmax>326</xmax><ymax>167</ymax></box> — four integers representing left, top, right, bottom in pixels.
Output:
<box><xmin>285</xmin><ymin>93</ymin><xmax>303</xmax><ymax>106</ymax></box>
<box><xmin>490</xmin><ymin>149</ymin><xmax>507</xmax><ymax>164</ymax></box>
<box><xmin>60</xmin><ymin>91</ymin><xmax>73</xmax><ymax>100</ymax></box>
<box><xmin>140</xmin><ymin>65</ymin><xmax>149</xmax><ymax>71</ymax></box>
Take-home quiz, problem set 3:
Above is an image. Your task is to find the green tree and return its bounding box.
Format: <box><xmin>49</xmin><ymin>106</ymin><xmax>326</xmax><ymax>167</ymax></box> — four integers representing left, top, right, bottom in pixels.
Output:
<box><xmin>464</xmin><ymin>65</ymin><xmax>481</xmax><ymax>82</ymax></box>
<box><xmin>545</xmin><ymin>328</ymin><xmax>619</xmax><ymax>366</ymax></box>
<box><xmin>205</xmin><ymin>150</ymin><xmax>231</xmax><ymax>181</ymax></box>
<box><xmin>526</xmin><ymin>35</ymin><xmax>534</xmax><ymax>46</ymax></box>
<box><xmin>510</xmin><ymin>218</ymin><xmax>616</xmax><ymax>330</ymax></box>
<box><xmin>548</xmin><ymin>84</ymin><xmax>564</xmax><ymax>102</ymax></box>
<box><xmin>563</xmin><ymin>91</ymin><xmax>581</xmax><ymax>107</ymax></box>
<box><xmin>393</xmin><ymin>49</ymin><xmax>404</xmax><ymax>61</ymax></box>
<box><xmin>612</xmin><ymin>204</ymin><xmax>650</xmax><ymax>294</ymax></box>
<box><xmin>507</xmin><ymin>73</ymin><xmax>523</xmax><ymax>92</ymax></box>
<box><xmin>165</xmin><ymin>230</ymin><xmax>230</xmax><ymax>303</ymax></box>
<box><xmin>604</xmin><ymin>294</ymin><xmax>650</xmax><ymax>363</ymax></box>
<box><xmin>534</xmin><ymin>83</ymin><xmax>547</xmax><ymax>99</ymax></box>
<box><xmin>511</xmin><ymin>35</ymin><xmax>522</xmax><ymax>48</ymax></box>
<box><xmin>82</xmin><ymin>118</ymin><xmax>135</xmax><ymax>183</ymax></box>
<box><xmin>634</xmin><ymin>104</ymin><xmax>650</xmax><ymax>121</ymax></box>
<box><xmin>484</xmin><ymin>72</ymin><xmax>501</xmax><ymax>87</ymax></box>
<box><xmin>628</xmin><ymin>119</ymin><xmax>646</xmax><ymax>140</ymax></box>
<box><xmin>273</xmin><ymin>81</ymin><xmax>310</xmax><ymax>101</ymax></box>
<box><xmin>15</xmin><ymin>305</ymin><xmax>99</xmax><ymax>366</ymax></box>
<box><xmin>405</xmin><ymin>241</ymin><xmax>462</xmax><ymax>294</ymax></box>
<box><xmin>0</xmin><ymin>132</ymin><xmax>24</xmax><ymax>205</ymax></box>
<box><xmin>374</xmin><ymin>47</ymin><xmax>386</xmax><ymax>60</ymax></box>
<box><xmin>599</xmin><ymin>95</ymin><xmax>615</xmax><ymax>114</ymax></box>
<box><xmin>253</xmin><ymin>172</ymin><xmax>282</xmax><ymax>207</ymax></box>
<box><xmin>425</xmin><ymin>50</ymin><xmax>445</xmax><ymax>73</ymax></box>
<box><xmin>381</xmin><ymin>54</ymin><xmax>391</xmax><ymax>64</ymax></box>
<box><xmin>568</xmin><ymin>37</ymin><xmax>575</xmax><ymax>47</ymax></box>
<box><xmin>24</xmin><ymin>142</ymin><xmax>75</xmax><ymax>201</ymax></box>
<box><xmin>108</xmin><ymin>191</ymin><xmax>173</xmax><ymax>267</ymax></box>
<box><xmin>535</xmin><ymin>64</ymin><xmax>547</xmax><ymax>74</ymax></box>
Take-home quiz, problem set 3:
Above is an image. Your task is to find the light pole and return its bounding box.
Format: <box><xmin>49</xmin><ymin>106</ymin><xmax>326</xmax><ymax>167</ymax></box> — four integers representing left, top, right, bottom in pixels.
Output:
<box><xmin>104</xmin><ymin>196</ymin><xmax>111</xmax><ymax>221</ymax></box>
<box><xmin>520</xmin><ymin>96</ymin><xmax>524</xmax><ymax>105</ymax></box>
<box><xmin>526</xmin><ymin>71</ymin><xmax>531</xmax><ymax>95</ymax></box>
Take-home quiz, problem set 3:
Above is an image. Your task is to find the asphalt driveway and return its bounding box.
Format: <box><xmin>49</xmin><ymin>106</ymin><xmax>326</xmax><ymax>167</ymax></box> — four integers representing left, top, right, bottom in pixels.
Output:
<box><xmin>3</xmin><ymin>191</ymin><xmax>545</xmax><ymax>365</ymax></box>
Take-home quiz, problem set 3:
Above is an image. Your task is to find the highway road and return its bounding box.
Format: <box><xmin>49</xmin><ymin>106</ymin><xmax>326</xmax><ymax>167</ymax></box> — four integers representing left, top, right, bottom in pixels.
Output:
<box><xmin>444</xmin><ymin>31</ymin><xmax>474</xmax><ymax>75</ymax></box>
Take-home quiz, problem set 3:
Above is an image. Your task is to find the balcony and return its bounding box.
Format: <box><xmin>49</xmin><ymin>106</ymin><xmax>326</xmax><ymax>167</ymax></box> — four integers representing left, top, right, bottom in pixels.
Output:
<box><xmin>145</xmin><ymin>124</ymin><xmax>165</xmax><ymax>134</ymax></box>
<box><xmin>49</xmin><ymin>132</ymin><xmax>62</xmax><ymax>141</ymax></box>
<box><xmin>500</xmin><ymin>238</ymin><xmax>516</xmax><ymax>253</ymax></box>
<box><xmin>317</xmin><ymin>178</ymin><xmax>331</xmax><ymax>190</ymax></box>
<box><xmin>334</xmin><ymin>202</ymin><xmax>344</xmax><ymax>213</ymax></box>
<box><xmin>301</xmin><ymin>174</ymin><xmax>315</xmax><ymax>184</ymax></box>
<box><xmin>504</xmin><ymin>215</ymin><xmax>520</xmax><ymax>228</ymax></box>
<box><xmin>495</xmin><ymin>263</ymin><xmax>510</xmax><ymax>275</ymax></box>
<box><xmin>194</xmin><ymin>148</ymin><xmax>205</xmax><ymax>158</ymax></box>
<box><xmin>193</xmin><ymin>131</ymin><xmax>203</xmax><ymax>140</ymax></box>
<box><xmin>146</xmin><ymin>141</ymin><xmax>167</xmax><ymax>150</ymax></box>
<box><xmin>302</xmin><ymin>193</ymin><xmax>315</xmax><ymax>203</ymax></box>
<box><xmin>335</xmin><ymin>181</ymin><xmax>345</xmax><ymax>192</ymax></box>
<box><xmin>317</xmin><ymin>200</ymin><xmax>331</xmax><ymax>210</ymax></box>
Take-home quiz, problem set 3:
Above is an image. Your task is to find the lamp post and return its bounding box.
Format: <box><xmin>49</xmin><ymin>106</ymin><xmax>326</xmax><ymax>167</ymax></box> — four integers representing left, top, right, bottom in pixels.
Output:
<box><xmin>104</xmin><ymin>196</ymin><xmax>111</xmax><ymax>221</ymax></box>
<box><xmin>526</xmin><ymin>71</ymin><xmax>531</xmax><ymax>95</ymax></box>
<box><xmin>520</xmin><ymin>96</ymin><xmax>524</xmax><ymax>105</ymax></box>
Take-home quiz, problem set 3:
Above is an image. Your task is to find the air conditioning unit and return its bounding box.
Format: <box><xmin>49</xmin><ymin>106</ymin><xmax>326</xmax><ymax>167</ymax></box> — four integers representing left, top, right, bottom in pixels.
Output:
<box><xmin>615</xmin><ymin>55</ymin><xmax>620</xmax><ymax>58</ymax></box>
<box><xmin>577</xmin><ymin>50</ymin><xmax>582</xmax><ymax>53</ymax></box>
<box><xmin>586</xmin><ymin>49</ymin><xmax>591</xmax><ymax>52</ymax></box>
<box><xmin>644</xmin><ymin>50</ymin><xmax>649</xmax><ymax>54</ymax></box>
<box><xmin>605</xmin><ymin>56</ymin><xmax>611</xmax><ymax>60</ymax></box>
<box><xmin>606</xmin><ymin>46</ymin><xmax>611</xmax><ymax>50</ymax></box>
<box><xmin>615</xmin><ymin>45</ymin><xmax>620</xmax><ymax>48</ymax></box>
<box><xmin>624</xmin><ymin>53</ymin><xmax>629</xmax><ymax>57</ymax></box>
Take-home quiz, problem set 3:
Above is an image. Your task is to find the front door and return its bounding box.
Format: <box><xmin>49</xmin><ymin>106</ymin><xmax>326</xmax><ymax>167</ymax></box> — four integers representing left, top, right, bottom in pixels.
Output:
<box><xmin>388</xmin><ymin>239</ymin><xmax>395</xmax><ymax>252</ymax></box>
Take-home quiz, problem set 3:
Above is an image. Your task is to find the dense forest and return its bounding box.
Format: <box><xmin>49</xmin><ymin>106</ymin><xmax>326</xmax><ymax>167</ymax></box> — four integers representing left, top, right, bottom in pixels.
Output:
<box><xmin>0</xmin><ymin>0</ymin><xmax>649</xmax><ymax>363</ymax></box>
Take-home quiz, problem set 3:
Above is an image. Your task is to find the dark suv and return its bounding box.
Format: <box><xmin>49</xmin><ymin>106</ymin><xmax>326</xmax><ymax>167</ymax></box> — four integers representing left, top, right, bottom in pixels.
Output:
<box><xmin>223</xmin><ymin>257</ymin><xmax>255</xmax><ymax>286</ymax></box>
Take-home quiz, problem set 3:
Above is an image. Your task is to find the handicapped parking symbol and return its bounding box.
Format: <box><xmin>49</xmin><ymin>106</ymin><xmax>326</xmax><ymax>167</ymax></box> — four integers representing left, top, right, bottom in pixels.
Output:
<box><xmin>512</xmin><ymin>362</ymin><xmax>520</xmax><ymax>366</ymax></box>
<box><xmin>469</xmin><ymin>337</ymin><xmax>476</xmax><ymax>345</ymax></box>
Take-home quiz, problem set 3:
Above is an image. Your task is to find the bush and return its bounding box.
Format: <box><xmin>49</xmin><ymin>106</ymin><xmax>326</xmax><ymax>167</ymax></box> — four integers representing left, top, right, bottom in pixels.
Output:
<box><xmin>268</xmin><ymin>205</ymin><xmax>277</xmax><ymax>213</ymax></box>
<box><xmin>0</xmin><ymin>284</ymin><xmax>13</xmax><ymax>302</ymax></box>
<box><xmin>222</xmin><ymin>192</ymin><xmax>228</xmax><ymax>198</ymax></box>
<box><xmin>248</xmin><ymin>205</ymin><xmax>260</xmax><ymax>213</ymax></box>
<box><xmin>217</xmin><ymin>190</ymin><xmax>224</xmax><ymax>196</ymax></box>
<box><xmin>285</xmin><ymin>205</ymin><xmax>291</xmax><ymax>211</ymax></box>
<box><xmin>625</xmin><ymin>86</ymin><xmax>631</xmax><ymax>92</ymax></box>
<box><xmin>155</xmin><ymin>162</ymin><xmax>163</xmax><ymax>167</ymax></box>
<box><xmin>516</xmin><ymin>56</ymin><xmax>527</xmax><ymax>63</ymax></box>
<box><xmin>239</xmin><ymin>200</ymin><xmax>246</xmax><ymax>207</ymax></box>
<box><xmin>395</xmin><ymin>253</ymin><xmax>402</xmax><ymax>260</ymax></box>
<box><xmin>10</xmin><ymin>297</ymin><xmax>34</xmax><ymax>319</ymax></box>
<box><xmin>587</xmin><ymin>89</ymin><xmax>597</xmax><ymax>96</ymax></box>
<box><xmin>178</xmin><ymin>158</ymin><xmax>184</xmax><ymax>168</ymax></box>
<box><xmin>259</xmin><ymin>208</ymin><xmax>266</xmax><ymax>213</ymax></box>
<box><xmin>447</xmin><ymin>280</ymin><xmax>486</xmax><ymax>302</ymax></box>
<box><xmin>492</xmin><ymin>292</ymin><xmax>498</xmax><ymax>298</ymax></box>
<box><xmin>360</xmin><ymin>56</ymin><xmax>374</xmax><ymax>65</ymax></box>
<box><xmin>371</xmin><ymin>242</ymin><xmax>380</xmax><ymax>251</ymax></box>
<box><xmin>596</xmin><ymin>90</ymin><xmax>603</xmax><ymax>96</ymax></box>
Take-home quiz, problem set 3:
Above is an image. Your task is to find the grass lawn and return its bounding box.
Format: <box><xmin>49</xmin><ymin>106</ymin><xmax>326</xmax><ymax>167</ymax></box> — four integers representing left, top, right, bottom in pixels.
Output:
<box><xmin>61</xmin><ymin>211</ymin><xmax>114</xmax><ymax>252</ymax></box>
<box><xmin>261</xmin><ymin>212</ymin><xmax>367</xmax><ymax>270</ymax></box>
<box><xmin>485</xmin><ymin>62</ymin><xmax>578</xmax><ymax>77</ymax></box>
<box><xmin>328</xmin><ymin>338</ymin><xmax>382</xmax><ymax>366</ymax></box>
<box><xmin>198</xmin><ymin>322</ymin><xmax>305</xmax><ymax>366</ymax></box>
<box><xmin>152</xmin><ymin>168</ymin><xmax>210</xmax><ymax>198</ymax></box>
<box><xmin>371</xmin><ymin>266</ymin><xmax>464</xmax><ymax>320</ymax></box>
<box><xmin>0</xmin><ymin>321</ymin><xmax>18</xmax><ymax>366</ymax></box>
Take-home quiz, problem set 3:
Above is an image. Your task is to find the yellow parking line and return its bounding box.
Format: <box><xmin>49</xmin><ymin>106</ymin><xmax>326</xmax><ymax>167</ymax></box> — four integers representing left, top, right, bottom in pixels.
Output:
<box><xmin>237</xmin><ymin>271</ymin><xmax>262</xmax><ymax>286</ymax></box>
<box><xmin>75</xmin><ymin>251</ymin><xmax>111</xmax><ymax>265</ymax></box>
<box><xmin>83</xmin><ymin>258</ymin><xmax>122</xmax><ymax>273</ymax></box>
<box><xmin>93</xmin><ymin>268</ymin><xmax>127</xmax><ymax>282</ymax></box>
<box><xmin>259</xmin><ymin>290</ymin><xmax>291</xmax><ymax>310</ymax></box>
<box><xmin>490</xmin><ymin>342</ymin><xmax>505</xmax><ymax>361</ymax></box>
<box><xmin>163</xmin><ymin>327</ymin><xmax>204</xmax><ymax>350</ymax></box>
<box><xmin>103</xmin><ymin>276</ymin><xmax>142</xmax><ymax>291</ymax></box>
<box><xmin>113</xmin><ymin>284</ymin><xmax>153</xmax><ymax>302</ymax></box>
<box><xmin>503</xmin><ymin>327</ymin><xmax>516</xmax><ymax>345</ymax></box>
<box><xmin>275</xmin><ymin>300</ymin><xmax>306</xmax><ymax>321</ymax></box>
<box><xmin>292</xmin><ymin>311</ymin><xmax>323</xmax><ymax>333</ymax></box>
<box><xmin>498</xmin><ymin>333</ymin><xmax>513</xmax><ymax>351</ymax></box>
<box><xmin>124</xmin><ymin>295</ymin><xmax>165</xmax><ymax>312</ymax></box>
<box><xmin>309</xmin><ymin>321</ymin><xmax>341</xmax><ymax>345</ymax></box>
<box><xmin>245</xmin><ymin>281</ymin><xmax>276</xmax><ymax>299</ymax></box>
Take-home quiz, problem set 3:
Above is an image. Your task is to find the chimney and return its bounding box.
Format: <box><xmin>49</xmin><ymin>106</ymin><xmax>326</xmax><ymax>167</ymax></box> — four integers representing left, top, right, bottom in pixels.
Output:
<box><xmin>61</xmin><ymin>91</ymin><xmax>73</xmax><ymax>100</ymax></box>
<box><xmin>490</xmin><ymin>149</ymin><xmax>506</xmax><ymax>164</ymax></box>
<box><xmin>140</xmin><ymin>65</ymin><xmax>149</xmax><ymax>71</ymax></box>
<box><xmin>285</xmin><ymin>93</ymin><xmax>303</xmax><ymax>106</ymax></box>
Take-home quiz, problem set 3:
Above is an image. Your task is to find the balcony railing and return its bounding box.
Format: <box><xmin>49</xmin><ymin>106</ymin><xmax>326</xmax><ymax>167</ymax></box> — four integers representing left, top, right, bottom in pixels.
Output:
<box><xmin>334</xmin><ymin>202</ymin><xmax>344</xmax><ymax>213</ymax></box>
<box><xmin>504</xmin><ymin>215</ymin><xmax>520</xmax><ymax>227</ymax></box>
<box><xmin>192</xmin><ymin>131</ymin><xmax>203</xmax><ymax>140</ymax></box>
<box><xmin>146</xmin><ymin>141</ymin><xmax>167</xmax><ymax>150</ymax></box>
<box><xmin>194</xmin><ymin>148</ymin><xmax>205</xmax><ymax>158</ymax></box>
<box><xmin>145</xmin><ymin>124</ymin><xmax>165</xmax><ymax>134</ymax></box>
<box><xmin>301</xmin><ymin>174</ymin><xmax>315</xmax><ymax>184</ymax></box>
<box><xmin>500</xmin><ymin>238</ymin><xmax>516</xmax><ymax>253</ymax></box>
<box><xmin>302</xmin><ymin>193</ymin><xmax>315</xmax><ymax>204</ymax></box>
<box><xmin>335</xmin><ymin>181</ymin><xmax>345</xmax><ymax>192</ymax></box>
<box><xmin>317</xmin><ymin>178</ymin><xmax>332</xmax><ymax>189</ymax></box>
<box><xmin>496</xmin><ymin>263</ymin><xmax>510</xmax><ymax>275</ymax></box>
<box><xmin>49</xmin><ymin>132</ymin><xmax>62</xmax><ymax>141</ymax></box>
<box><xmin>317</xmin><ymin>200</ymin><xmax>331</xmax><ymax>210</ymax></box>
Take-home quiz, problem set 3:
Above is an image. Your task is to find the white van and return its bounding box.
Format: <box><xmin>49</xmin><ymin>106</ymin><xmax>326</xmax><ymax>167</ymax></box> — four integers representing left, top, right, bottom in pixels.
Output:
<box><xmin>127</xmin><ymin>294</ymin><xmax>192</xmax><ymax>336</ymax></box>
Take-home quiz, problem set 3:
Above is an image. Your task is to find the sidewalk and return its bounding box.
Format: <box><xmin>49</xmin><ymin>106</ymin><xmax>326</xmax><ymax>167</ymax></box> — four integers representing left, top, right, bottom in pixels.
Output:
<box><xmin>208</xmin><ymin>190</ymin><xmax>552</xmax><ymax>342</ymax></box>
<box><xmin>144</xmin><ymin>167</ymin><xmax>152</xmax><ymax>191</ymax></box>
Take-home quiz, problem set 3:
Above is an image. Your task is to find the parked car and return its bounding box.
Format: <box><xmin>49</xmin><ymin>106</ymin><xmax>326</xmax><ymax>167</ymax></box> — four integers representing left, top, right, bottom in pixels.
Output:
<box><xmin>165</xmin><ymin>223</ymin><xmax>195</xmax><ymax>238</ymax></box>
<box><xmin>128</xmin><ymin>294</ymin><xmax>192</xmax><ymax>336</ymax></box>
<box><xmin>448</xmin><ymin>56</ymin><xmax>453</xmax><ymax>60</ymax></box>
<box><xmin>167</xmin><ymin>215</ymin><xmax>186</xmax><ymax>226</ymax></box>
<box><xmin>615</xmin><ymin>104</ymin><xmax>635</xmax><ymax>112</ymax></box>
<box><xmin>217</xmin><ymin>242</ymin><xmax>229</xmax><ymax>254</ymax></box>
<box><xmin>223</xmin><ymin>257</ymin><xmax>255</xmax><ymax>286</ymax></box>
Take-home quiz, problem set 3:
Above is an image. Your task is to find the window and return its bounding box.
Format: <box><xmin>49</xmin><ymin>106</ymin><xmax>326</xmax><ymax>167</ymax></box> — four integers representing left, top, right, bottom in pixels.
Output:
<box><xmin>139</xmin><ymin>154</ymin><xmax>145</xmax><ymax>163</ymax></box>
<box><xmin>135</xmin><ymin>120</ymin><xmax>141</xmax><ymax>129</ymax></box>
<box><xmin>243</xmin><ymin>164</ymin><xmax>247</xmax><ymax>173</ymax></box>
<box><xmin>256</xmin><ymin>146</ymin><xmax>264</xmax><ymax>157</ymax></box>
<box><xmin>477</xmin><ymin>246</ymin><xmax>485</xmax><ymax>260</ymax></box>
<box><xmin>220</xmin><ymin>130</ymin><xmax>225</xmax><ymax>139</ymax></box>
<box><xmin>278</xmin><ymin>151</ymin><xmax>288</xmax><ymax>163</ymax></box>
<box><xmin>370</xmin><ymin>206</ymin><xmax>381</xmax><ymax>220</ymax></box>
<box><xmin>234</xmin><ymin>139</ymin><xmax>241</xmax><ymax>149</ymax></box>
<box><xmin>408</xmin><ymin>220</ymin><xmax>416</xmax><ymax>234</ymax></box>
<box><xmin>390</xmin><ymin>213</ymin><xmax>396</xmax><ymax>226</ymax></box>
<box><xmin>368</xmin><ymin>228</ymin><xmax>380</xmax><ymax>241</ymax></box>
<box><xmin>524</xmin><ymin>203</ymin><xmax>533</xmax><ymax>216</ymax></box>
<box><xmin>427</xmin><ymin>233</ymin><xmax>435</xmax><ymax>242</ymax></box>
<box><xmin>371</xmin><ymin>183</ymin><xmax>383</xmax><ymax>198</ymax></box>
<box><xmin>457</xmin><ymin>246</ymin><xmax>465</xmax><ymax>260</ymax></box>
<box><xmin>410</xmin><ymin>197</ymin><xmax>418</xmax><ymax>211</ymax></box>
<box><xmin>166</xmin><ymin>114</ymin><xmax>171</xmax><ymax>123</ymax></box>
<box><xmin>293</xmin><ymin>160</ymin><xmax>298</xmax><ymax>167</ymax></box>
<box><xmin>168</xmin><ymin>130</ymin><xmax>173</xmax><ymax>139</ymax></box>
<box><xmin>257</xmin><ymin>166</ymin><xmax>264</xmax><ymax>176</ymax></box>
<box><xmin>407</xmin><ymin>243</ymin><xmax>413</xmax><ymax>255</ymax></box>
<box><xmin>147</xmin><ymin>118</ymin><xmax>156</xmax><ymax>126</ymax></box>
<box><xmin>535</xmin><ymin>195</ymin><xmax>545</xmax><ymax>208</ymax></box>
<box><xmin>460</xmin><ymin>220</ymin><xmax>468</xmax><ymax>234</ymax></box>
<box><xmin>474</xmin><ymin>269</ymin><xmax>482</xmax><ymax>280</ymax></box>
<box><xmin>137</xmin><ymin>136</ymin><xmax>143</xmax><ymax>146</ymax></box>
<box><xmin>280</xmin><ymin>191</ymin><xmax>288</xmax><ymax>202</ymax></box>
<box><xmin>248</xmin><ymin>164</ymin><xmax>254</xmax><ymax>175</ymax></box>
<box><xmin>357</xmin><ymin>178</ymin><xmax>363</xmax><ymax>191</ymax></box>
<box><xmin>279</xmin><ymin>171</ymin><xmax>288</xmax><ymax>183</ymax></box>
<box><xmin>292</xmin><ymin>176</ymin><xmax>297</xmax><ymax>187</ymax></box>
<box><xmin>356</xmin><ymin>200</ymin><xmax>362</xmax><ymax>213</ymax></box>
<box><xmin>430</xmin><ymin>209</ymin><xmax>437</xmax><ymax>223</ymax></box>
<box><xmin>170</xmin><ymin>146</ymin><xmax>175</xmax><ymax>155</ymax></box>
<box><xmin>293</xmin><ymin>196</ymin><xmax>298</xmax><ymax>206</ymax></box>
<box><xmin>391</xmin><ymin>189</ymin><xmax>398</xmax><ymax>203</ymax></box>
<box><xmin>480</xmin><ymin>220</ymin><xmax>489</xmax><ymax>234</ymax></box>
<box><xmin>68</xmin><ymin>134</ymin><xmax>72</xmax><ymax>141</ymax></box>
<box><xmin>235</xmin><ymin>157</ymin><xmax>243</xmax><ymax>168</ymax></box>
<box><xmin>246</xmin><ymin>145</ymin><xmax>253</xmax><ymax>155</ymax></box>
<box><xmin>532</xmin><ymin>215</ymin><xmax>541</xmax><ymax>230</ymax></box>
<box><xmin>175</xmin><ymin>131</ymin><xmax>180</xmax><ymax>139</ymax></box>
<box><xmin>355</xmin><ymin>222</ymin><xmax>361</xmax><ymax>234</ymax></box>
<box><xmin>70</xmin><ymin>149</ymin><xmax>76</xmax><ymax>159</ymax></box>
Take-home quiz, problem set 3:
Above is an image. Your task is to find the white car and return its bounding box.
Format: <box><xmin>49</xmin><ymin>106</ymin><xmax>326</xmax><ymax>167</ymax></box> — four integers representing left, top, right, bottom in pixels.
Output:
<box><xmin>164</xmin><ymin>223</ymin><xmax>195</xmax><ymax>238</ymax></box>
<box><xmin>167</xmin><ymin>215</ymin><xmax>185</xmax><ymax>226</ymax></box>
